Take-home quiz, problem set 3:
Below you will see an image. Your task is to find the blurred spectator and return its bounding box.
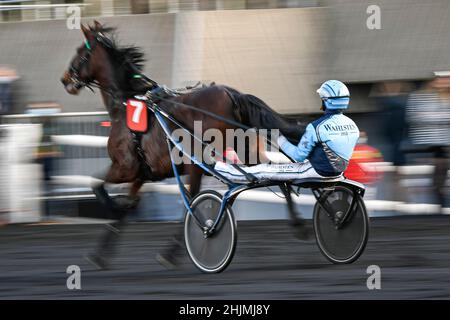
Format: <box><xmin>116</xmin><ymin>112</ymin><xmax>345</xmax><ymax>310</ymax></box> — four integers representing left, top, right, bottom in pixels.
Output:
<box><xmin>0</xmin><ymin>127</ymin><xmax>7</xmax><ymax>226</ymax></box>
<box><xmin>36</xmin><ymin>118</ymin><xmax>61</xmax><ymax>219</ymax></box>
<box><xmin>0</xmin><ymin>66</ymin><xmax>19</xmax><ymax>116</ymax></box>
<box><xmin>406</xmin><ymin>72</ymin><xmax>450</xmax><ymax>208</ymax></box>
<box><xmin>372</xmin><ymin>81</ymin><xmax>414</xmax><ymax>166</ymax></box>
<box><xmin>28</xmin><ymin>103</ymin><xmax>62</xmax><ymax>218</ymax></box>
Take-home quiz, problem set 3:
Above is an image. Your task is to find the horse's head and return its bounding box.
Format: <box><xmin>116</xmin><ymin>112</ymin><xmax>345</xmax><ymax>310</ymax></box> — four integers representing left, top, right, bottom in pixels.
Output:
<box><xmin>61</xmin><ymin>21</ymin><xmax>113</xmax><ymax>95</ymax></box>
<box><xmin>62</xmin><ymin>21</ymin><xmax>151</xmax><ymax>97</ymax></box>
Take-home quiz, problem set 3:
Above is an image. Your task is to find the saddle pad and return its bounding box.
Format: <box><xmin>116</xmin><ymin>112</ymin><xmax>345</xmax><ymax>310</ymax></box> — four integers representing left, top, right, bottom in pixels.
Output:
<box><xmin>126</xmin><ymin>99</ymin><xmax>148</xmax><ymax>132</ymax></box>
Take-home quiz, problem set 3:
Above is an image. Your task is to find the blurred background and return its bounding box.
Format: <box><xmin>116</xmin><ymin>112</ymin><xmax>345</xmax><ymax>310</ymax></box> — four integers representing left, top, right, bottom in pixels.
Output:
<box><xmin>0</xmin><ymin>0</ymin><xmax>449</xmax><ymax>224</ymax></box>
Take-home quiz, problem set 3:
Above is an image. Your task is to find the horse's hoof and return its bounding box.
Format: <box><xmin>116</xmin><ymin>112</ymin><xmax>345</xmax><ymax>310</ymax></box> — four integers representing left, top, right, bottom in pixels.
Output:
<box><xmin>293</xmin><ymin>226</ymin><xmax>313</xmax><ymax>241</ymax></box>
<box><xmin>290</xmin><ymin>220</ymin><xmax>313</xmax><ymax>241</ymax></box>
<box><xmin>156</xmin><ymin>253</ymin><xmax>179</xmax><ymax>270</ymax></box>
<box><xmin>85</xmin><ymin>253</ymin><xmax>110</xmax><ymax>270</ymax></box>
<box><xmin>112</xmin><ymin>195</ymin><xmax>140</xmax><ymax>210</ymax></box>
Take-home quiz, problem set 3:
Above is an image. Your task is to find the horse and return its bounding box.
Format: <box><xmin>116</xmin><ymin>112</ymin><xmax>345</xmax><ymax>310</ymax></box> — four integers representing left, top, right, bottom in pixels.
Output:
<box><xmin>61</xmin><ymin>21</ymin><xmax>309</xmax><ymax>269</ymax></box>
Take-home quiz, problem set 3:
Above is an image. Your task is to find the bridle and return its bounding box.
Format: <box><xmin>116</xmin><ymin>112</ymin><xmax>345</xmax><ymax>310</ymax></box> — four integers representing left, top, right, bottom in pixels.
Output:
<box><xmin>68</xmin><ymin>32</ymin><xmax>157</xmax><ymax>100</ymax></box>
<box><xmin>68</xmin><ymin>32</ymin><xmax>118</xmax><ymax>96</ymax></box>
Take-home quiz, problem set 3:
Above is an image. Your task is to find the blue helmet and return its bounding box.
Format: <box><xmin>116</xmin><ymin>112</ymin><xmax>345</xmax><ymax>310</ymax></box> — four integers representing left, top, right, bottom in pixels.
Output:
<box><xmin>316</xmin><ymin>80</ymin><xmax>350</xmax><ymax>110</ymax></box>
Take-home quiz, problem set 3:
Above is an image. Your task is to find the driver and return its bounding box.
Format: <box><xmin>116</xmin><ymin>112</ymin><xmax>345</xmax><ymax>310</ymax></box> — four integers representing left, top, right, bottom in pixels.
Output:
<box><xmin>276</xmin><ymin>79</ymin><xmax>360</xmax><ymax>177</ymax></box>
<box><xmin>216</xmin><ymin>80</ymin><xmax>360</xmax><ymax>181</ymax></box>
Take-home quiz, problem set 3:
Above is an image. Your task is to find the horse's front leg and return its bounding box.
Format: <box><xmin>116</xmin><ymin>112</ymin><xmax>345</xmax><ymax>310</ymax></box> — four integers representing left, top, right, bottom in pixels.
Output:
<box><xmin>92</xmin><ymin>166</ymin><xmax>142</xmax><ymax>213</ymax></box>
<box><xmin>112</xmin><ymin>178</ymin><xmax>144</xmax><ymax>210</ymax></box>
<box><xmin>88</xmin><ymin>164</ymin><xmax>142</xmax><ymax>269</ymax></box>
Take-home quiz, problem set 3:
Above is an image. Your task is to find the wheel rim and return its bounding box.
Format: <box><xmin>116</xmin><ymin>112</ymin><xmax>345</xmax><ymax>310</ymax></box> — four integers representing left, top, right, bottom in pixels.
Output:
<box><xmin>315</xmin><ymin>188</ymin><xmax>368</xmax><ymax>263</ymax></box>
<box><xmin>185</xmin><ymin>194</ymin><xmax>235</xmax><ymax>272</ymax></box>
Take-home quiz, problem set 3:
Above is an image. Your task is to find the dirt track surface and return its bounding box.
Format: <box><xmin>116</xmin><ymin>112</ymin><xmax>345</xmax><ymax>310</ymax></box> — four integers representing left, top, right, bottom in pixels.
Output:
<box><xmin>1</xmin><ymin>216</ymin><xmax>450</xmax><ymax>299</ymax></box>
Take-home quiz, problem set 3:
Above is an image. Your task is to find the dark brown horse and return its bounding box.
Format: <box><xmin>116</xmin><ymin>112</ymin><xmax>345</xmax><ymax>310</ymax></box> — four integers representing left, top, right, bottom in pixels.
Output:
<box><xmin>61</xmin><ymin>21</ymin><xmax>308</xmax><ymax>269</ymax></box>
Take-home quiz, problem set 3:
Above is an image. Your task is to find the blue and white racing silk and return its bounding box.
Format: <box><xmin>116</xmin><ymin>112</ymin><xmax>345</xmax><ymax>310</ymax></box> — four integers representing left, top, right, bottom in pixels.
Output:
<box><xmin>278</xmin><ymin>110</ymin><xmax>360</xmax><ymax>177</ymax></box>
<box><xmin>214</xmin><ymin>161</ymin><xmax>329</xmax><ymax>182</ymax></box>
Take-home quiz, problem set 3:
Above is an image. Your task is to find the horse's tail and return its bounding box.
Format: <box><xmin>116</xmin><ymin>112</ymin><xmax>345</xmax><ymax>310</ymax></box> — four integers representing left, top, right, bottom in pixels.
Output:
<box><xmin>224</xmin><ymin>87</ymin><xmax>307</xmax><ymax>144</ymax></box>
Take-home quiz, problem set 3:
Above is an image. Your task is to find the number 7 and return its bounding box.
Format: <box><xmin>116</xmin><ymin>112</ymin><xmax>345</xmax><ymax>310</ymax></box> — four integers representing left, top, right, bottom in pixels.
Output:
<box><xmin>130</xmin><ymin>100</ymin><xmax>144</xmax><ymax>124</ymax></box>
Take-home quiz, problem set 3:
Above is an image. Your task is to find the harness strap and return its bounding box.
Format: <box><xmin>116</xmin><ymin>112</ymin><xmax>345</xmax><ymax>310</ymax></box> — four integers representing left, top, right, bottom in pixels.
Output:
<box><xmin>131</xmin><ymin>131</ymin><xmax>153</xmax><ymax>180</ymax></box>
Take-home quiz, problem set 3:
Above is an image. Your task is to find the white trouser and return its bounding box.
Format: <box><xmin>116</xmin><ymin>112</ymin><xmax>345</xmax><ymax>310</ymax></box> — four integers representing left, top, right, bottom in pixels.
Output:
<box><xmin>214</xmin><ymin>161</ymin><xmax>335</xmax><ymax>182</ymax></box>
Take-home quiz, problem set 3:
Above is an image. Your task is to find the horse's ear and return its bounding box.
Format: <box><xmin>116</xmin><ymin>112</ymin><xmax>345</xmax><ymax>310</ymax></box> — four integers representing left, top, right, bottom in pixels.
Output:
<box><xmin>81</xmin><ymin>24</ymin><xmax>90</xmax><ymax>38</ymax></box>
<box><xmin>94</xmin><ymin>20</ymin><xmax>102</xmax><ymax>31</ymax></box>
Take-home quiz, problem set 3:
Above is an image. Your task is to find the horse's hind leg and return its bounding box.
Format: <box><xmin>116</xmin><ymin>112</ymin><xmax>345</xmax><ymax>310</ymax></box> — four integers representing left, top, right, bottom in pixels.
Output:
<box><xmin>280</xmin><ymin>184</ymin><xmax>312</xmax><ymax>241</ymax></box>
<box><xmin>157</xmin><ymin>165</ymin><xmax>203</xmax><ymax>269</ymax></box>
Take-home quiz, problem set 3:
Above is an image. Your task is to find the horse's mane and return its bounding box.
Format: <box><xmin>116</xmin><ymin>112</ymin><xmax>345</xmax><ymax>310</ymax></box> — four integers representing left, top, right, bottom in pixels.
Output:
<box><xmin>91</xmin><ymin>25</ymin><xmax>150</xmax><ymax>96</ymax></box>
<box><xmin>93</xmin><ymin>25</ymin><xmax>145</xmax><ymax>71</ymax></box>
